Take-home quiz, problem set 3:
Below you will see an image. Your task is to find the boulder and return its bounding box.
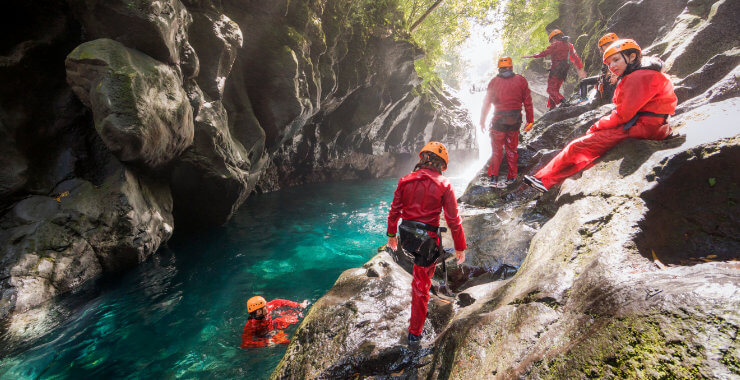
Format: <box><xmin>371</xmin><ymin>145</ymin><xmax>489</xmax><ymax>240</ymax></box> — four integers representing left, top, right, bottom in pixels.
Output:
<box><xmin>0</xmin><ymin>164</ymin><xmax>173</xmax><ymax>338</ymax></box>
<box><xmin>66</xmin><ymin>38</ymin><xmax>194</xmax><ymax>168</ymax></box>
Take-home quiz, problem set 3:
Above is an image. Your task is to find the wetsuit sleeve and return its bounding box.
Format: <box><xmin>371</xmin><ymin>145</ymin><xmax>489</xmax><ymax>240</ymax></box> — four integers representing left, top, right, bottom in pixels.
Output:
<box><xmin>568</xmin><ymin>43</ymin><xmax>584</xmax><ymax>69</ymax></box>
<box><xmin>267</xmin><ymin>299</ymin><xmax>302</xmax><ymax>309</ymax></box>
<box><xmin>521</xmin><ymin>77</ymin><xmax>534</xmax><ymax>124</ymax></box>
<box><xmin>531</xmin><ymin>44</ymin><xmax>554</xmax><ymax>58</ymax></box>
<box><xmin>387</xmin><ymin>179</ymin><xmax>404</xmax><ymax>235</ymax></box>
<box><xmin>442</xmin><ymin>185</ymin><xmax>466</xmax><ymax>251</ymax></box>
<box><xmin>592</xmin><ymin>74</ymin><xmax>658</xmax><ymax>131</ymax></box>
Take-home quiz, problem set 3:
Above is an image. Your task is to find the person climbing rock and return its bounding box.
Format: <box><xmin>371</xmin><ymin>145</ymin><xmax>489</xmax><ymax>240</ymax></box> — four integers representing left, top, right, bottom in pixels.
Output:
<box><xmin>524</xmin><ymin>39</ymin><xmax>677</xmax><ymax>193</ymax></box>
<box><xmin>479</xmin><ymin>56</ymin><xmax>534</xmax><ymax>187</ymax></box>
<box><xmin>524</xmin><ymin>29</ymin><xmax>586</xmax><ymax>109</ymax></box>
<box><xmin>240</xmin><ymin>296</ymin><xmax>309</xmax><ymax>348</ymax></box>
<box><xmin>576</xmin><ymin>32</ymin><xmax>620</xmax><ymax>104</ymax></box>
<box><xmin>386</xmin><ymin>142</ymin><xmax>466</xmax><ymax>346</ymax></box>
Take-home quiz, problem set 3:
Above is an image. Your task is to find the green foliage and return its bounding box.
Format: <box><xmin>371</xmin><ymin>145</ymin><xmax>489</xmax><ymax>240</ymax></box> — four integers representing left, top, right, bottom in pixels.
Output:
<box><xmin>501</xmin><ymin>0</ymin><xmax>560</xmax><ymax>64</ymax></box>
<box><xmin>398</xmin><ymin>0</ymin><xmax>501</xmax><ymax>89</ymax></box>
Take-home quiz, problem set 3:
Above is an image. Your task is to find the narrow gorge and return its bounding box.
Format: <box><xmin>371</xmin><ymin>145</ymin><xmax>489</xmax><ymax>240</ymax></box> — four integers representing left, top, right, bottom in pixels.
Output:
<box><xmin>0</xmin><ymin>0</ymin><xmax>738</xmax><ymax>379</ymax></box>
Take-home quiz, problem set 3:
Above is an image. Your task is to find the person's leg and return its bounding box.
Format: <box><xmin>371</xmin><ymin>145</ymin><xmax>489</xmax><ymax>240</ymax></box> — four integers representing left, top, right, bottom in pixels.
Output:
<box><xmin>534</xmin><ymin>128</ymin><xmax>628</xmax><ymax>188</ymax></box>
<box><xmin>546</xmin><ymin>75</ymin><xmax>565</xmax><ymax>108</ymax></box>
<box><xmin>487</xmin><ymin>130</ymin><xmax>505</xmax><ymax>178</ymax></box>
<box><xmin>504</xmin><ymin>130</ymin><xmax>520</xmax><ymax>179</ymax></box>
<box><xmin>409</xmin><ymin>263</ymin><xmax>437</xmax><ymax>336</ymax></box>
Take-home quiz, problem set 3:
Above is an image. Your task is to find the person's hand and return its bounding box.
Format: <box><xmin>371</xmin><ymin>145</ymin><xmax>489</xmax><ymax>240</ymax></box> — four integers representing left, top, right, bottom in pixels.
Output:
<box><xmin>609</xmin><ymin>73</ymin><xmax>618</xmax><ymax>85</ymax></box>
<box><xmin>578</xmin><ymin>68</ymin><xmax>587</xmax><ymax>79</ymax></box>
<box><xmin>455</xmin><ymin>250</ymin><xmax>466</xmax><ymax>264</ymax></box>
<box><xmin>300</xmin><ymin>300</ymin><xmax>310</xmax><ymax>309</ymax></box>
<box><xmin>479</xmin><ymin>121</ymin><xmax>486</xmax><ymax>133</ymax></box>
<box><xmin>522</xmin><ymin>55</ymin><xmax>532</xmax><ymax>59</ymax></box>
<box><xmin>524</xmin><ymin>122</ymin><xmax>534</xmax><ymax>132</ymax></box>
<box><xmin>387</xmin><ymin>236</ymin><xmax>398</xmax><ymax>251</ymax></box>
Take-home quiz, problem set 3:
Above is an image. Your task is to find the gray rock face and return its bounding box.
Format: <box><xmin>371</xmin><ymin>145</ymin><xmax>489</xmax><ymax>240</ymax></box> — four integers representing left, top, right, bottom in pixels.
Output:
<box><xmin>0</xmin><ymin>165</ymin><xmax>173</xmax><ymax>333</ymax></box>
<box><xmin>0</xmin><ymin>0</ymin><xmax>476</xmax><ymax>328</ymax></box>
<box><xmin>66</xmin><ymin>39</ymin><xmax>194</xmax><ymax>168</ymax></box>
<box><xmin>68</xmin><ymin>0</ymin><xmax>193</xmax><ymax>67</ymax></box>
<box><xmin>273</xmin><ymin>0</ymin><xmax>740</xmax><ymax>377</ymax></box>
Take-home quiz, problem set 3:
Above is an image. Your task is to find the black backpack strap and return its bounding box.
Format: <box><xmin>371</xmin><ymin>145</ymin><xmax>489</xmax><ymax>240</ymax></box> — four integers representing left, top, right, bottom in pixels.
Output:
<box><xmin>623</xmin><ymin>111</ymin><xmax>669</xmax><ymax>131</ymax></box>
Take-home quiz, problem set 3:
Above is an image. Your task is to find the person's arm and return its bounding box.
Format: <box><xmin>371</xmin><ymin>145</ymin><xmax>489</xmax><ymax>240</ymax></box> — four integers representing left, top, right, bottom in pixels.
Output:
<box><xmin>528</xmin><ymin>44</ymin><xmax>554</xmax><ymax>59</ymax></box>
<box><xmin>589</xmin><ymin>74</ymin><xmax>658</xmax><ymax>133</ymax></box>
<box><xmin>521</xmin><ymin>77</ymin><xmax>534</xmax><ymax>125</ymax></box>
<box><xmin>386</xmin><ymin>180</ymin><xmax>404</xmax><ymax>250</ymax></box>
<box><xmin>441</xmin><ymin>186</ymin><xmax>466</xmax><ymax>264</ymax></box>
<box><xmin>568</xmin><ymin>43</ymin><xmax>584</xmax><ymax>69</ymax></box>
<box><xmin>267</xmin><ymin>299</ymin><xmax>302</xmax><ymax>309</ymax></box>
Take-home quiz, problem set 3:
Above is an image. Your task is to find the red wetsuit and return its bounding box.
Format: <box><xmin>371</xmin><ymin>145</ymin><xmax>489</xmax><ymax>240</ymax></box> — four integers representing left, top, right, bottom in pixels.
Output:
<box><xmin>534</xmin><ymin>68</ymin><xmax>677</xmax><ymax>189</ymax></box>
<box><xmin>483</xmin><ymin>73</ymin><xmax>534</xmax><ymax>179</ymax></box>
<box><xmin>532</xmin><ymin>39</ymin><xmax>584</xmax><ymax>108</ymax></box>
<box><xmin>387</xmin><ymin>168</ymin><xmax>466</xmax><ymax>336</ymax></box>
<box><xmin>240</xmin><ymin>299</ymin><xmax>302</xmax><ymax>348</ymax></box>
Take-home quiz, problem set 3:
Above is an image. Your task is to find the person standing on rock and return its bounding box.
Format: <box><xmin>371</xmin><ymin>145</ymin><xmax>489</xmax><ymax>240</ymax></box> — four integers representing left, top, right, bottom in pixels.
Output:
<box><xmin>524</xmin><ymin>39</ymin><xmax>677</xmax><ymax>193</ymax></box>
<box><xmin>576</xmin><ymin>32</ymin><xmax>620</xmax><ymax>104</ymax></box>
<box><xmin>524</xmin><ymin>29</ymin><xmax>587</xmax><ymax>110</ymax></box>
<box><xmin>479</xmin><ymin>56</ymin><xmax>534</xmax><ymax>187</ymax></box>
<box><xmin>386</xmin><ymin>142</ymin><xmax>466</xmax><ymax>346</ymax></box>
<box><xmin>240</xmin><ymin>296</ymin><xmax>309</xmax><ymax>348</ymax></box>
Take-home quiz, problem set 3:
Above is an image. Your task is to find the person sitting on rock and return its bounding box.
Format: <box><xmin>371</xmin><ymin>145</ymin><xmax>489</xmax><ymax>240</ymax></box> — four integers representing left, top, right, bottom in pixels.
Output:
<box><xmin>479</xmin><ymin>56</ymin><xmax>534</xmax><ymax>188</ymax></box>
<box><xmin>576</xmin><ymin>32</ymin><xmax>620</xmax><ymax>104</ymax></box>
<box><xmin>523</xmin><ymin>39</ymin><xmax>677</xmax><ymax>193</ymax></box>
<box><xmin>240</xmin><ymin>295</ymin><xmax>308</xmax><ymax>348</ymax></box>
<box><xmin>386</xmin><ymin>142</ymin><xmax>466</xmax><ymax>346</ymax></box>
<box><xmin>524</xmin><ymin>29</ymin><xmax>587</xmax><ymax>110</ymax></box>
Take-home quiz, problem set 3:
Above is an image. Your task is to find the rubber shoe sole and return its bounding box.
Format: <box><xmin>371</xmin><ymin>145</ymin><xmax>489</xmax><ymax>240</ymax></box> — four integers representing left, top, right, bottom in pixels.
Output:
<box><xmin>523</xmin><ymin>175</ymin><xmax>547</xmax><ymax>193</ymax></box>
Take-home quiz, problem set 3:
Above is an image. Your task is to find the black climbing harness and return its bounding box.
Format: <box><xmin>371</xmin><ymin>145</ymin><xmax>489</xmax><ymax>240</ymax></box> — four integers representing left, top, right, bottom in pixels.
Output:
<box><xmin>623</xmin><ymin>111</ymin><xmax>669</xmax><ymax>131</ymax></box>
<box><xmin>399</xmin><ymin>220</ymin><xmax>443</xmax><ymax>267</ymax></box>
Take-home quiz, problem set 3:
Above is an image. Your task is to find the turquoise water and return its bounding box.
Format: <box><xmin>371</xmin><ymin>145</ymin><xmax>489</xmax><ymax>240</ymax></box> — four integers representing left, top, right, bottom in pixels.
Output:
<box><xmin>0</xmin><ymin>179</ymin><xmax>407</xmax><ymax>379</ymax></box>
<box><xmin>0</xmin><ymin>176</ymin><xmax>470</xmax><ymax>379</ymax></box>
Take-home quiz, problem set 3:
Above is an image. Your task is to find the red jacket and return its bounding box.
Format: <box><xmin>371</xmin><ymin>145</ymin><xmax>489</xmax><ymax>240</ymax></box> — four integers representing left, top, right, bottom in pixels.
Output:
<box><xmin>590</xmin><ymin>69</ymin><xmax>677</xmax><ymax>136</ymax></box>
<box><xmin>532</xmin><ymin>39</ymin><xmax>584</xmax><ymax>69</ymax></box>
<box><xmin>387</xmin><ymin>168</ymin><xmax>466</xmax><ymax>251</ymax></box>
<box><xmin>240</xmin><ymin>299</ymin><xmax>302</xmax><ymax>348</ymax></box>
<box><xmin>483</xmin><ymin>73</ymin><xmax>534</xmax><ymax>124</ymax></box>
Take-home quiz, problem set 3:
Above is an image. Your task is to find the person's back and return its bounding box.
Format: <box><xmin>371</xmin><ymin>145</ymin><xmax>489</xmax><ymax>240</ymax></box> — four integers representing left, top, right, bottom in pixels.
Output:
<box><xmin>489</xmin><ymin>74</ymin><xmax>532</xmax><ymax>114</ymax></box>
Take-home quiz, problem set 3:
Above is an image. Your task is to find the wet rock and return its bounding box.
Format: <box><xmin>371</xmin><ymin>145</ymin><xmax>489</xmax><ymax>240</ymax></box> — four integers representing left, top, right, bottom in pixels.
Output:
<box><xmin>187</xmin><ymin>10</ymin><xmax>242</xmax><ymax>99</ymax></box>
<box><xmin>66</xmin><ymin>38</ymin><xmax>194</xmax><ymax>168</ymax></box>
<box><xmin>271</xmin><ymin>251</ymin><xmax>453</xmax><ymax>379</ymax></box>
<box><xmin>68</xmin><ymin>0</ymin><xmax>193</xmax><ymax>66</ymax></box>
<box><xmin>170</xmin><ymin>100</ymin><xmax>254</xmax><ymax>226</ymax></box>
<box><xmin>0</xmin><ymin>164</ymin><xmax>173</xmax><ymax>333</ymax></box>
<box><xmin>415</xmin><ymin>98</ymin><xmax>740</xmax><ymax>378</ymax></box>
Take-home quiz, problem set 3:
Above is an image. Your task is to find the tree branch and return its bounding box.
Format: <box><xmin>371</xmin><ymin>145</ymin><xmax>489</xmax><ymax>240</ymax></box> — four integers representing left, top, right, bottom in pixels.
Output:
<box><xmin>410</xmin><ymin>0</ymin><xmax>445</xmax><ymax>32</ymax></box>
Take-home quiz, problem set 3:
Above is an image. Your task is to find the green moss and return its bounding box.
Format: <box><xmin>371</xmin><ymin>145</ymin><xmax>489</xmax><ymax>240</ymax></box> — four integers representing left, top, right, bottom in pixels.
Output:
<box><xmin>541</xmin><ymin>316</ymin><xmax>712</xmax><ymax>378</ymax></box>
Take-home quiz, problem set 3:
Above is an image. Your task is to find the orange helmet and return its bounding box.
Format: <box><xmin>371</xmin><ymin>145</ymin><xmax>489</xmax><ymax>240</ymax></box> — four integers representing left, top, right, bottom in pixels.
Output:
<box><xmin>419</xmin><ymin>141</ymin><xmax>449</xmax><ymax>169</ymax></box>
<box><xmin>603</xmin><ymin>39</ymin><xmax>641</xmax><ymax>64</ymax></box>
<box><xmin>497</xmin><ymin>56</ymin><xmax>513</xmax><ymax>68</ymax></box>
<box><xmin>247</xmin><ymin>296</ymin><xmax>266</xmax><ymax>313</ymax></box>
<box><xmin>598</xmin><ymin>32</ymin><xmax>618</xmax><ymax>48</ymax></box>
<box><xmin>548</xmin><ymin>29</ymin><xmax>563</xmax><ymax>41</ymax></box>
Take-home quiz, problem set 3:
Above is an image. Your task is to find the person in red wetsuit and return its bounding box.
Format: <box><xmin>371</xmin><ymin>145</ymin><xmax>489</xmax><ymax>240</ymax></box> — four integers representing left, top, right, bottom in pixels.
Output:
<box><xmin>479</xmin><ymin>56</ymin><xmax>534</xmax><ymax>187</ymax></box>
<box><xmin>240</xmin><ymin>295</ymin><xmax>308</xmax><ymax>348</ymax></box>
<box><xmin>523</xmin><ymin>39</ymin><xmax>677</xmax><ymax>192</ymax></box>
<box><xmin>386</xmin><ymin>142</ymin><xmax>466</xmax><ymax>345</ymax></box>
<box><xmin>524</xmin><ymin>29</ymin><xmax>586</xmax><ymax>109</ymax></box>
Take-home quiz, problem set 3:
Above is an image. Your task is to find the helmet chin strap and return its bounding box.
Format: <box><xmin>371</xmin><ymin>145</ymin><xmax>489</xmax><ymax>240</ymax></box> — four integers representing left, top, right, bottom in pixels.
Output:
<box><xmin>619</xmin><ymin>52</ymin><xmax>640</xmax><ymax>78</ymax></box>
